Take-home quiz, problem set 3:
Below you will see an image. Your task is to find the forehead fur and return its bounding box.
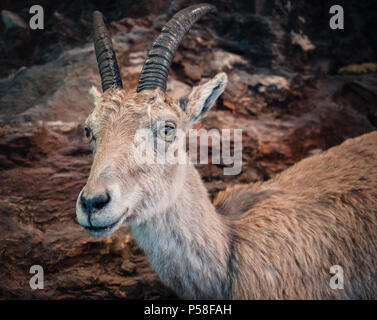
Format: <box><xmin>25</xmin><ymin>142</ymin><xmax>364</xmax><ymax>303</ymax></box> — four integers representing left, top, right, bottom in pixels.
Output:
<box><xmin>86</xmin><ymin>88</ymin><xmax>184</xmax><ymax>131</ymax></box>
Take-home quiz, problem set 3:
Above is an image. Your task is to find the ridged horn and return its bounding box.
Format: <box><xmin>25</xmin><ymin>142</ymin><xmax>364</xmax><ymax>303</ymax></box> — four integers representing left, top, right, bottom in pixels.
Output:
<box><xmin>93</xmin><ymin>11</ymin><xmax>123</xmax><ymax>92</ymax></box>
<box><xmin>137</xmin><ymin>3</ymin><xmax>215</xmax><ymax>93</ymax></box>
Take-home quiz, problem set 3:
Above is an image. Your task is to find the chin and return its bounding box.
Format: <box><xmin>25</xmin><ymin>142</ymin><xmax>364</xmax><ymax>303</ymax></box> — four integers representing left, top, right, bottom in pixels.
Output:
<box><xmin>83</xmin><ymin>221</ymin><xmax>122</xmax><ymax>237</ymax></box>
<box><xmin>77</xmin><ymin>208</ymin><xmax>129</xmax><ymax>238</ymax></box>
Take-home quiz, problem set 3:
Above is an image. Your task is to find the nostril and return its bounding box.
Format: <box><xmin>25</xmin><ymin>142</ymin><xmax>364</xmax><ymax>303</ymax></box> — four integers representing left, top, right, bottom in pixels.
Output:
<box><xmin>92</xmin><ymin>192</ymin><xmax>111</xmax><ymax>211</ymax></box>
<box><xmin>80</xmin><ymin>192</ymin><xmax>110</xmax><ymax>213</ymax></box>
<box><xmin>80</xmin><ymin>194</ymin><xmax>88</xmax><ymax>212</ymax></box>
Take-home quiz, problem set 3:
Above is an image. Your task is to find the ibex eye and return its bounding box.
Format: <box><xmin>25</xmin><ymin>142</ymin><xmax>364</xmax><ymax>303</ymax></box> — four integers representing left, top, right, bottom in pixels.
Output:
<box><xmin>158</xmin><ymin>122</ymin><xmax>176</xmax><ymax>142</ymax></box>
<box><xmin>84</xmin><ymin>127</ymin><xmax>94</xmax><ymax>142</ymax></box>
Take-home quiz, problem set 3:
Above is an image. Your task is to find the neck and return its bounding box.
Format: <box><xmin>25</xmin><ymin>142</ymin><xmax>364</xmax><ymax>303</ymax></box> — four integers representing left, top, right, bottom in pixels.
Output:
<box><xmin>130</xmin><ymin>164</ymin><xmax>231</xmax><ymax>299</ymax></box>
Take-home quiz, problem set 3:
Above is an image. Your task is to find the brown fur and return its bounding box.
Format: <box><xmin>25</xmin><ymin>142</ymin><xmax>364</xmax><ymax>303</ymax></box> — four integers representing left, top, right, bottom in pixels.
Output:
<box><xmin>216</xmin><ymin>132</ymin><xmax>377</xmax><ymax>299</ymax></box>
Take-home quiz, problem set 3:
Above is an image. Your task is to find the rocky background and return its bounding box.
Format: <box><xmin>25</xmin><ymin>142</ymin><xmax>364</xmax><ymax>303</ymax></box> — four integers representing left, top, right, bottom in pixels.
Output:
<box><xmin>0</xmin><ymin>0</ymin><xmax>376</xmax><ymax>299</ymax></box>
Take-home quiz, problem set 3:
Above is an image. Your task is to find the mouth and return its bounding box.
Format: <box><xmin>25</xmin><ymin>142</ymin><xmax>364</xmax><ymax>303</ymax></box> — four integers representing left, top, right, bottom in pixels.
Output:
<box><xmin>83</xmin><ymin>209</ymin><xmax>128</xmax><ymax>236</ymax></box>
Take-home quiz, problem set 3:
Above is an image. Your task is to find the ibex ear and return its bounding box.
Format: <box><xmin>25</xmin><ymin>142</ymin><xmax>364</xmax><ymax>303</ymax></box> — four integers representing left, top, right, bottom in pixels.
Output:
<box><xmin>89</xmin><ymin>86</ymin><xmax>101</xmax><ymax>107</ymax></box>
<box><xmin>181</xmin><ymin>72</ymin><xmax>227</xmax><ymax>124</ymax></box>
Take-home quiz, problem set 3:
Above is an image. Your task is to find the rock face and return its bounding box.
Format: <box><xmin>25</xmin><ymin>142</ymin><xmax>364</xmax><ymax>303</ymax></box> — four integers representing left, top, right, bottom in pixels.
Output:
<box><xmin>0</xmin><ymin>0</ymin><xmax>376</xmax><ymax>299</ymax></box>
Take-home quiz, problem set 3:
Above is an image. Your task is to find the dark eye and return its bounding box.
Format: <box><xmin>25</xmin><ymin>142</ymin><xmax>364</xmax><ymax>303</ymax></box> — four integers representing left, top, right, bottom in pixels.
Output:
<box><xmin>84</xmin><ymin>127</ymin><xmax>94</xmax><ymax>142</ymax></box>
<box><xmin>158</xmin><ymin>122</ymin><xmax>176</xmax><ymax>142</ymax></box>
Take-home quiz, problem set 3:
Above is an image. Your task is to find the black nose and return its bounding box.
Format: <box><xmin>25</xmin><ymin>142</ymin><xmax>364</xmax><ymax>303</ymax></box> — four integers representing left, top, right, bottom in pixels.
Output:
<box><xmin>80</xmin><ymin>192</ymin><xmax>111</xmax><ymax>214</ymax></box>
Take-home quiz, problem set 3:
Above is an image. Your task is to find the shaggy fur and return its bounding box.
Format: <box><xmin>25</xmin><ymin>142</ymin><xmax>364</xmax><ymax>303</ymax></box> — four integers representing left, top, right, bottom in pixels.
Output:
<box><xmin>216</xmin><ymin>131</ymin><xmax>377</xmax><ymax>299</ymax></box>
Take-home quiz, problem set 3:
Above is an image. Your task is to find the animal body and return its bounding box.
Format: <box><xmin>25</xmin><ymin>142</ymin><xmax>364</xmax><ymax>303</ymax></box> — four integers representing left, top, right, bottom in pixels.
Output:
<box><xmin>76</xmin><ymin>4</ymin><xmax>377</xmax><ymax>299</ymax></box>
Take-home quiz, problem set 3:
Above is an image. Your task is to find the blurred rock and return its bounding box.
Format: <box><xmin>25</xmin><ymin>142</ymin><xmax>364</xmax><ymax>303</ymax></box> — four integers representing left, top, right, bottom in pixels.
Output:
<box><xmin>338</xmin><ymin>63</ymin><xmax>377</xmax><ymax>74</ymax></box>
<box><xmin>290</xmin><ymin>31</ymin><xmax>315</xmax><ymax>52</ymax></box>
<box><xmin>206</xmin><ymin>50</ymin><xmax>247</xmax><ymax>72</ymax></box>
<box><xmin>182</xmin><ymin>61</ymin><xmax>204</xmax><ymax>81</ymax></box>
<box><xmin>1</xmin><ymin>10</ymin><xmax>27</xmax><ymax>30</ymax></box>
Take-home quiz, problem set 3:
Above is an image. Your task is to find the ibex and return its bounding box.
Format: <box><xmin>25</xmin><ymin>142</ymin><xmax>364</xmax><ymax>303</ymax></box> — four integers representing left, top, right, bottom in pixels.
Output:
<box><xmin>76</xmin><ymin>4</ymin><xmax>377</xmax><ymax>299</ymax></box>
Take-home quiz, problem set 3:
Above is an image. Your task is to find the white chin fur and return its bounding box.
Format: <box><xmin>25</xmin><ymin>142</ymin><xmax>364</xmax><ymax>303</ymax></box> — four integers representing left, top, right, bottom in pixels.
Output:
<box><xmin>83</xmin><ymin>214</ymin><xmax>125</xmax><ymax>237</ymax></box>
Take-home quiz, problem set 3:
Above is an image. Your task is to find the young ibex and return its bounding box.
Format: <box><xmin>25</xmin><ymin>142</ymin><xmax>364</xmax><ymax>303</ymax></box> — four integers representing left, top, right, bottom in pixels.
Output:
<box><xmin>76</xmin><ymin>4</ymin><xmax>377</xmax><ymax>299</ymax></box>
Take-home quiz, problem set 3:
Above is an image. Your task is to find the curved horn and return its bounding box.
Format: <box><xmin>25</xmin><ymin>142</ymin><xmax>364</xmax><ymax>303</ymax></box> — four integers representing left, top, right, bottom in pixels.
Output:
<box><xmin>137</xmin><ymin>3</ymin><xmax>215</xmax><ymax>93</ymax></box>
<box><xmin>93</xmin><ymin>11</ymin><xmax>123</xmax><ymax>92</ymax></box>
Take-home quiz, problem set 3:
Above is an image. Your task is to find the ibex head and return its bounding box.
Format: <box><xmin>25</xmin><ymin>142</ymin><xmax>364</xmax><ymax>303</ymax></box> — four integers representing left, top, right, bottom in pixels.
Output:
<box><xmin>76</xmin><ymin>4</ymin><xmax>227</xmax><ymax>237</ymax></box>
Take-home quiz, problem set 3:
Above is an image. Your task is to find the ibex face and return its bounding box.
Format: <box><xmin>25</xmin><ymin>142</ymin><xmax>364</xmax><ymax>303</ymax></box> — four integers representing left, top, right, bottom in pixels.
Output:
<box><xmin>76</xmin><ymin>4</ymin><xmax>227</xmax><ymax>237</ymax></box>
